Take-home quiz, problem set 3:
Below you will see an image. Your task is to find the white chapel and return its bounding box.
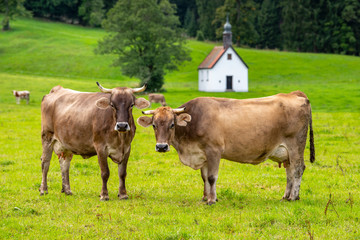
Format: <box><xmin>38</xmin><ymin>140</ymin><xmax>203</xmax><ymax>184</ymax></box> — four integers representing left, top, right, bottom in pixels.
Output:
<box><xmin>198</xmin><ymin>17</ymin><xmax>248</xmax><ymax>92</ymax></box>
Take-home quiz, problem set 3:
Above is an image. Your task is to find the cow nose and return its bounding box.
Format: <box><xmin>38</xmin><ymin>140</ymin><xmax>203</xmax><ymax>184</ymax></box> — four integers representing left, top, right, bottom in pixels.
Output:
<box><xmin>156</xmin><ymin>143</ymin><xmax>169</xmax><ymax>152</ymax></box>
<box><xmin>115</xmin><ymin>122</ymin><xmax>130</xmax><ymax>132</ymax></box>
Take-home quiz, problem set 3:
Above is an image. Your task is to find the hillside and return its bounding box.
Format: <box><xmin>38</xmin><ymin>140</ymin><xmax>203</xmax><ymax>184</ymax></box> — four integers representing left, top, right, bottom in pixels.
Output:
<box><xmin>1</xmin><ymin>17</ymin><xmax>360</xmax><ymax>239</ymax></box>
<box><xmin>0</xmin><ymin>17</ymin><xmax>359</xmax><ymax>112</ymax></box>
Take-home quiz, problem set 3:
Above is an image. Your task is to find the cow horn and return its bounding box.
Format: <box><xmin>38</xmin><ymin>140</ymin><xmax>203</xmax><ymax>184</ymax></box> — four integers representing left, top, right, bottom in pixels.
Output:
<box><xmin>132</xmin><ymin>84</ymin><xmax>147</xmax><ymax>93</ymax></box>
<box><xmin>142</xmin><ymin>110</ymin><xmax>155</xmax><ymax>115</ymax></box>
<box><xmin>172</xmin><ymin>107</ymin><xmax>186</xmax><ymax>114</ymax></box>
<box><xmin>96</xmin><ymin>82</ymin><xmax>112</xmax><ymax>93</ymax></box>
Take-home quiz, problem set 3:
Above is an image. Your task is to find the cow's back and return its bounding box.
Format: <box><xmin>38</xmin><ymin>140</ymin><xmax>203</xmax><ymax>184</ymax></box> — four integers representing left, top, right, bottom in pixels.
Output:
<box><xmin>177</xmin><ymin>92</ymin><xmax>311</xmax><ymax>164</ymax></box>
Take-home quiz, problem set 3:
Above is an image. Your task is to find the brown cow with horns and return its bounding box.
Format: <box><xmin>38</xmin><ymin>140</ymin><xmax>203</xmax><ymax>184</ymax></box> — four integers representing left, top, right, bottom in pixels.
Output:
<box><xmin>137</xmin><ymin>91</ymin><xmax>315</xmax><ymax>205</ymax></box>
<box><xmin>40</xmin><ymin>82</ymin><xmax>150</xmax><ymax>200</ymax></box>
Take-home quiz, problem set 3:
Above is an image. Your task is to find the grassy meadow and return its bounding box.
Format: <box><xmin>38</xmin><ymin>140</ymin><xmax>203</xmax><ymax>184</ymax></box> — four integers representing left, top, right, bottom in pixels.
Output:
<box><xmin>0</xmin><ymin>17</ymin><xmax>360</xmax><ymax>239</ymax></box>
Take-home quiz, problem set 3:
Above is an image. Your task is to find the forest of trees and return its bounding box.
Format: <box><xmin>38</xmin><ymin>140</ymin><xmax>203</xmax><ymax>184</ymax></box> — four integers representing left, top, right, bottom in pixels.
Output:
<box><xmin>1</xmin><ymin>0</ymin><xmax>359</xmax><ymax>55</ymax></box>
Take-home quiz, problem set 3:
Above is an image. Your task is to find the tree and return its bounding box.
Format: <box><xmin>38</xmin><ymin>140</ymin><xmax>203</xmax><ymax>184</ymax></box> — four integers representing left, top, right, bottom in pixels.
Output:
<box><xmin>184</xmin><ymin>7</ymin><xmax>197</xmax><ymax>37</ymax></box>
<box><xmin>214</xmin><ymin>0</ymin><xmax>259</xmax><ymax>47</ymax></box>
<box><xmin>78</xmin><ymin>0</ymin><xmax>104</xmax><ymax>27</ymax></box>
<box><xmin>256</xmin><ymin>0</ymin><xmax>282</xmax><ymax>49</ymax></box>
<box><xmin>170</xmin><ymin>0</ymin><xmax>196</xmax><ymax>26</ymax></box>
<box><xmin>96</xmin><ymin>0</ymin><xmax>191</xmax><ymax>92</ymax></box>
<box><xmin>1</xmin><ymin>0</ymin><xmax>30</xmax><ymax>31</ymax></box>
<box><xmin>196</xmin><ymin>0</ymin><xmax>224</xmax><ymax>40</ymax></box>
<box><xmin>280</xmin><ymin>0</ymin><xmax>359</xmax><ymax>55</ymax></box>
<box><xmin>341</xmin><ymin>0</ymin><xmax>360</xmax><ymax>55</ymax></box>
<box><xmin>281</xmin><ymin>0</ymin><xmax>312</xmax><ymax>52</ymax></box>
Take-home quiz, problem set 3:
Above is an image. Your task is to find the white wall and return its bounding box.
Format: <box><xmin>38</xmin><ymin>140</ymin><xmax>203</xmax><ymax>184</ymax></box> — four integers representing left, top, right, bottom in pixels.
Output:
<box><xmin>198</xmin><ymin>47</ymin><xmax>248</xmax><ymax>92</ymax></box>
<box><xmin>198</xmin><ymin>69</ymin><xmax>210</xmax><ymax>91</ymax></box>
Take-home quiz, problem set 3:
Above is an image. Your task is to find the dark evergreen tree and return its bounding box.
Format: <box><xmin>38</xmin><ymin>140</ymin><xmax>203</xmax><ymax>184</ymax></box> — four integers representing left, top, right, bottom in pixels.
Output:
<box><xmin>102</xmin><ymin>0</ymin><xmax>116</xmax><ymax>12</ymax></box>
<box><xmin>78</xmin><ymin>0</ymin><xmax>104</xmax><ymax>27</ymax></box>
<box><xmin>196</xmin><ymin>0</ymin><xmax>224</xmax><ymax>40</ymax></box>
<box><xmin>214</xmin><ymin>0</ymin><xmax>259</xmax><ymax>47</ymax></box>
<box><xmin>170</xmin><ymin>0</ymin><xmax>196</xmax><ymax>26</ymax></box>
<box><xmin>281</xmin><ymin>0</ymin><xmax>312</xmax><ymax>52</ymax></box>
<box><xmin>257</xmin><ymin>0</ymin><xmax>282</xmax><ymax>49</ymax></box>
<box><xmin>184</xmin><ymin>7</ymin><xmax>197</xmax><ymax>37</ymax></box>
<box><xmin>341</xmin><ymin>0</ymin><xmax>360</xmax><ymax>55</ymax></box>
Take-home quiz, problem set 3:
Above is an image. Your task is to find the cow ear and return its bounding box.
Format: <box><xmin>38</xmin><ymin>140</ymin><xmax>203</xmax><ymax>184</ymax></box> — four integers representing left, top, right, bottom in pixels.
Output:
<box><xmin>96</xmin><ymin>97</ymin><xmax>110</xmax><ymax>109</ymax></box>
<box><xmin>135</xmin><ymin>97</ymin><xmax>150</xmax><ymax>109</ymax></box>
<box><xmin>137</xmin><ymin>116</ymin><xmax>152</xmax><ymax>127</ymax></box>
<box><xmin>176</xmin><ymin>113</ymin><xmax>191</xmax><ymax>126</ymax></box>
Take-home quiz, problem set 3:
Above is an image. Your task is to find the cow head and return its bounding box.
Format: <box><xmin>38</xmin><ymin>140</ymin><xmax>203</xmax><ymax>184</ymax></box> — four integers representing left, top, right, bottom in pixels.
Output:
<box><xmin>95</xmin><ymin>82</ymin><xmax>150</xmax><ymax>132</ymax></box>
<box><xmin>137</xmin><ymin>107</ymin><xmax>191</xmax><ymax>152</ymax></box>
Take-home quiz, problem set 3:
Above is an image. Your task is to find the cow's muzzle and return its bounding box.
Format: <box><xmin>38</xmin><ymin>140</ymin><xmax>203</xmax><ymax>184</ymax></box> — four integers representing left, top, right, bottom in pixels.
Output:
<box><xmin>115</xmin><ymin>122</ymin><xmax>130</xmax><ymax>132</ymax></box>
<box><xmin>155</xmin><ymin>143</ymin><xmax>169</xmax><ymax>152</ymax></box>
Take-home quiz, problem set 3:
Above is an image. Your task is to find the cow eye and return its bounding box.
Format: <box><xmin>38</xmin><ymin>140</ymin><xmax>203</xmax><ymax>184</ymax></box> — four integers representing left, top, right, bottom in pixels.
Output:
<box><xmin>152</xmin><ymin>124</ymin><xmax>156</xmax><ymax>129</ymax></box>
<box><xmin>130</xmin><ymin>103</ymin><xmax>134</xmax><ymax>108</ymax></box>
<box><xmin>170</xmin><ymin>123</ymin><xmax>175</xmax><ymax>129</ymax></box>
<box><xmin>110</xmin><ymin>103</ymin><xmax>115</xmax><ymax>108</ymax></box>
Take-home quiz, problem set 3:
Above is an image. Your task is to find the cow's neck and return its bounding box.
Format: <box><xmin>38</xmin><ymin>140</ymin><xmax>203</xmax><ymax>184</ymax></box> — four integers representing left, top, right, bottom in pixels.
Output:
<box><xmin>170</xmin><ymin>131</ymin><xmax>185</xmax><ymax>152</ymax></box>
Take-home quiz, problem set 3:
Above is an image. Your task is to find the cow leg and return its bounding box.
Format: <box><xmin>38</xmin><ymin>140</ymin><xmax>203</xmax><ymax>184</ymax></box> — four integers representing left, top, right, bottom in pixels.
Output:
<box><xmin>288</xmin><ymin>151</ymin><xmax>306</xmax><ymax>201</ymax></box>
<box><xmin>283</xmin><ymin>129</ymin><xmax>307</xmax><ymax>201</ymax></box>
<box><xmin>283</xmin><ymin>155</ymin><xmax>305</xmax><ymax>201</ymax></box>
<box><xmin>40</xmin><ymin>133</ymin><xmax>53</xmax><ymax>195</ymax></box>
<box><xmin>200</xmin><ymin>165</ymin><xmax>210</xmax><ymax>201</ymax></box>
<box><xmin>205</xmin><ymin>149</ymin><xmax>221</xmax><ymax>205</ymax></box>
<box><xmin>16</xmin><ymin>97</ymin><xmax>20</xmax><ymax>104</ymax></box>
<box><xmin>283</xmin><ymin>167</ymin><xmax>293</xmax><ymax>200</ymax></box>
<box><xmin>97</xmin><ymin>151</ymin><xmax>110</xmax><ymax>201</ymax></box>
<box><xmin>59</xmin><ymin>154</ymin><xmax>73</xmax><ymax>195</ymax></box>
<box><xmin>118</xmin><ymin>150</ymin><xmax>130</xmax><ymax>200</ymax></box>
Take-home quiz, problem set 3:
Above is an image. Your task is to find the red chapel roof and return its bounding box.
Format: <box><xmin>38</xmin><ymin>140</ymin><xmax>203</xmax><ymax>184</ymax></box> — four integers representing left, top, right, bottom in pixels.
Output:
<box><xmin>198</xmin><ymin>46</ymin><xmax>249</xmax><ymax>69</ymax></box>
<box><xmin>198</xmin><ymin>46</ymin><xmax>226</xmax><ymax>69</ymax></box>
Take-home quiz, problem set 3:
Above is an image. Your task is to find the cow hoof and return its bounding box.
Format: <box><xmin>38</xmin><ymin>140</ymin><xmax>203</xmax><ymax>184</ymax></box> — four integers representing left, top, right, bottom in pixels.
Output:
<box><xmin>39</xmin><ymin>190</ymin><xmax>48</xmax><ymax>196</ymax></box>
<box><xmin>62</xmin><ymin>189</ymin><xmax>72</xmax><ymax>195</ymax></box>
<box><xmin>202</xmin><ymin>196</ymin><xmax>208</xmax><ymax>202</ymax></box>
<box><xmin>282</xmin><ymin>196</ymin><xmax>300</xmax><ymax>201</ymax></box>
<box><xmin>207</xmin><ymin>201</ymin><xmax>216</xmax><ymax>206</ymax></box>
<box><xmin>118</xmin><ymin>194</ymin><xmax>129</xmax><ymax>200</ymax></box>
<box><xmin>100</xmin><ymin>196</ymin><xmax>109</xmax><ymax>201</ymax></box>
<box><xmin>39</xmin><ymin>187</ymin><xmax>48</xmax><ymax>195</ymax></box>
<box><xmin>282</xmin><ymin>194</ymin><xmax>291</xmax><ymax>201</ymax></box>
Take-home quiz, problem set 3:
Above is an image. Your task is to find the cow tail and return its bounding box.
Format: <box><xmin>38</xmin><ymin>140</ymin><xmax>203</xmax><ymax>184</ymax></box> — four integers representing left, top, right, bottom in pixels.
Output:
<box><xmin>309</xmin><ymin>107</ymin><xmax>315</xmax><ymax>163</ymax></box>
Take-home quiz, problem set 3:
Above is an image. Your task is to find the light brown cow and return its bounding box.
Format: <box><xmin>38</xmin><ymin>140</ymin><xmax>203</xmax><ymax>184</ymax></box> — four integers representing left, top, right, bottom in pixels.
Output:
<box><xmin>12</xmin><ymin>90</ymin><xmax>30</xmax><ymax>104</ymax></box>
<box><xmin>40</xmin><ymin>82</ymin><xmax>150</xmax><ymax>200</ymax></box>
<box><xmin>138</xmin><ymin>91</ymin><xmax>315</xmax><ymax>205</ymax></box>
<box><xmin>149</xmin><ymin>93</ymin><xmax>166</xmax><ymax>106</ymax></box>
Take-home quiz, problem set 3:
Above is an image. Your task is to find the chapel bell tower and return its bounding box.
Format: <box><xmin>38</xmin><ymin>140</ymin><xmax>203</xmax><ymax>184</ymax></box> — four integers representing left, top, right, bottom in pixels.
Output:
<box><xmin>223</xmin><ymin>14</ymin><xmax>232</xmax><ymax>49</ymax></box>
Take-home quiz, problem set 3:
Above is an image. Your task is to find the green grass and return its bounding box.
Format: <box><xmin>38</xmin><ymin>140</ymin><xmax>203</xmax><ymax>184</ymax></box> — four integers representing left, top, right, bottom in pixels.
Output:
<box><xmin>0</xmin><ymin>17</ymin><xmax>360</xmax><ymax>239</ymax></box>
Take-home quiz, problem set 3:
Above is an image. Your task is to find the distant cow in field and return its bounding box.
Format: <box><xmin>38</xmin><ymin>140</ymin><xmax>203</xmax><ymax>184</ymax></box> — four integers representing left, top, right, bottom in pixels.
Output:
<box><xmin>12</xmin><ymin>90</ymin><xmax>30</xmax><ymax>104</ymax></box>
<box><xmin>149</xmin><ymin>93</ymin><xmax>166</xmax><ymax>106</ymax></box>
<box><xmin>138</xmin><ymin>91</ymin><xmax>315</xmax><ymax>205</ymax></box>
<box><xmin>40</xmin><ymin>82</ymin><xmax>150</xmax><ymax>200</ymax></box>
